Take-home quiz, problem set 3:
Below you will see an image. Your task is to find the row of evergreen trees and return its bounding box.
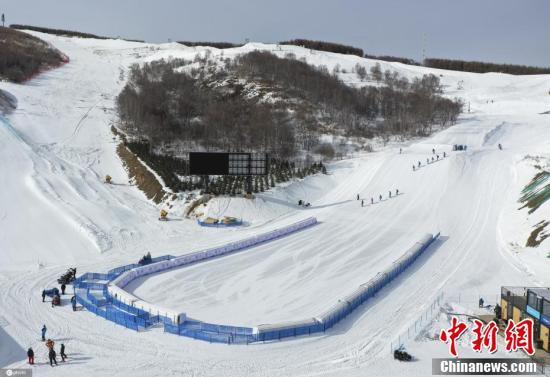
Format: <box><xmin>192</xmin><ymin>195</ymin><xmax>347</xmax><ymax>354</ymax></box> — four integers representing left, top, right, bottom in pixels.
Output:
<box><xmin>124</xmin><ymin>141</ymin><xmax>326</xmax><ymax>195</ymax></box>
<box><xmin>424</xmin><ymin>58</ymin><xmax>550</xmax><ymax>75</ymax></box>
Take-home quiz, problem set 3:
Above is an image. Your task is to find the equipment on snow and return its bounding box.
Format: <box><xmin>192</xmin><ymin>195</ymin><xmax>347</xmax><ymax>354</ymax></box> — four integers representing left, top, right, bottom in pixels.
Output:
<box><xmin>57</xmin><ymin>268</ymin><xmax>76</xmax><ymax>285</ymax></box>
<box><xmin>394</xmin><ymin>347</ymin><xmax>413</xmax><ymax>362</ymax></box>
<box><xmin>105</xmin><ymin>174</ymin><xmax>112</xmax><ymax>184</ymax></box>
<box><xmin>51</xmin><ymin>294</ymin><xmax>61</xmax><ymax>307</ymax></box>
<box><xmin>159</xmin><ymin>209</ymin><xmax>168</xmax><ymax>221</ymax></box>
<box><xmin>138</xmin><ymin>252</ymin><xmax>152</xmax><ymax>266</ymax></box>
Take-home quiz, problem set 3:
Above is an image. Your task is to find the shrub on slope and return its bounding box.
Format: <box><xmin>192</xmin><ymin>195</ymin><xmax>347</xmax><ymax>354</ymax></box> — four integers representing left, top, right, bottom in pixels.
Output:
<box><xmin>0</xmin><ymin>27</ymin><xmax>67</xmax><ymax>83</ymax></box>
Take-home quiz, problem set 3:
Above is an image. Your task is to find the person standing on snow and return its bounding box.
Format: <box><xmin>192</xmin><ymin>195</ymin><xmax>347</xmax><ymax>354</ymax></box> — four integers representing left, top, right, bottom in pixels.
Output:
<box><xmin>27</xmin><ymin>347</ymin><xmax>34</xmax><ymax>365</ymax></box>
<box><xmin>61</xmin><ymin>284</ymin><xmax>66</xmax><ymax>295</ymax></box>
<box><xmin>412</xmin><ymin>165</ymin><xmax>415</xmax><ymax>171</ymax></box>
<box><xmin>71</xmin><ymin>295</ymin><xmax>77</xmax><ymax>311</ymax></box>
<box><xmin>48</xmin><ymin>348</ymin><xmax>57</xmax><ymax>367</ymax></box>
<box><xmin>356</xmin><ymin>194</ymin><xmax>359</xmax><ymax>200</ymax></box>
<box><xmin>389</xmin><ymin>191</ymin><xmax>392</xmax><ymax>198</ymax></box>
<box><xmin>418</xmin><ymin>161</ymin><xmax>421</xmax><ymax>168</ymax></box>
<box><xmin>396</xmin><ymin>189</ymin><xmax>399</xmax><ymax>196</ymax></box>
<box><xmin>60</xmin><ymin>343</ymin><xmax>67</xmax><ymax>362</ymax></box>
<box><xmin>361</xmin><ymin>199</ymin><xmax>364</xmax><ymax>207</ymax></box>
<box><xmin>41</xmin><ymin>325</ymin><xmax>47</xmax><ymax>341</ymax></box>
<box><xmin>379</xmin><ymin>194</ymin><xmax>382</xmax><ymax>201</ymax></box>
<box><xmin>427</xmin><ymin>158</ymin><xmax>429</xmax><ymax>165</ymax></box>
<box><xmin>371</xmin><ymin>197</ymin><xmax>374</xmax><ymax>205</ymax></box>
<box><xmin>42</xmin><ymin>289</ymin><xmax>46</xmax><ymax>302</ymax></box>
<box><xmin>432</xmin><ymin>148</ymin><xmax>435</xmax><ymax>154</ymax></box>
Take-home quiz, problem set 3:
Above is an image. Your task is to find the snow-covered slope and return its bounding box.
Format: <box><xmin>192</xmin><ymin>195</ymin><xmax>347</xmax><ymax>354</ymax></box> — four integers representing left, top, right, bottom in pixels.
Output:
<box><xmin>1</xmin><ymin>31</ymin><xmax>549</xmax><ymax>376</ymax></box>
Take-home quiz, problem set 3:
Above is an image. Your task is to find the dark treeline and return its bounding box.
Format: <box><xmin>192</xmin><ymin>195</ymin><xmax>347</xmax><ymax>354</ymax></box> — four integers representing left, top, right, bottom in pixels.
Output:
<box><xmin>364</xmin><ymin>54</ymin><xmax>420</xmax><ymax>66</ymax></box>
<box><xmin>124</xmin><ymin>140</ymin><xmax>325</xmax><ymax>195</ymax></box>
<box><xmin>10</xmin><ymin>24</ymin><xmax>108</xmax><ymax>39</ymax></box>
<box><xmin>9</xmin><ymin>24</ymin><xmax>144</xmax><ymax>42</ymax></box>
<box><xmin>424</xmin><ymin>58</ymin><xmax>550</xmax><ymax>75</ymax></box>
<box><xmin>280</xmin><ymin>39</ymin><xmax>364</xmax><ymax>57</ymax></box>
<box><xmin>177</xmin><ymin>41</ymin><xmax>243</xmax><ymax>49</ymax></box>
<box><xmin>0</xmin><ymin>27</ymin><xmax>66</xmax><ymax>83</ymax></box>
<box><xmin>117</xmin><ymin>51</ymin><xmax>462</xmax><ymax>162</ymax></box>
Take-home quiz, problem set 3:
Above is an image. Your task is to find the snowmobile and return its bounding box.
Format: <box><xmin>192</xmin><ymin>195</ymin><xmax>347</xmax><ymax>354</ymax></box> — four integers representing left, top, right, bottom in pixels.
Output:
<box><xmin>57</xmin><ymin>268</ymin><xmax>77</xmax><ymax>285</ymax></box>
<box><xmin>138</xmin><ymin>252</ymin><xmax>152</xmax><ymax>266</ymax></box>
<box><xmin>393</xmin><ymin>346</ymin><xmax>413</xmax><ymax>361</ymax></box>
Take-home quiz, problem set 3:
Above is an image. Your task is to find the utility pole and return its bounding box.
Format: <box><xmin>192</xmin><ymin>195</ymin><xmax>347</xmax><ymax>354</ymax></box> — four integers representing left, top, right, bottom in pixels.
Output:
<box><xmin>421</xmin><ymin>33</ymin><xmax>427</xmax><ymax>64</ymax></box>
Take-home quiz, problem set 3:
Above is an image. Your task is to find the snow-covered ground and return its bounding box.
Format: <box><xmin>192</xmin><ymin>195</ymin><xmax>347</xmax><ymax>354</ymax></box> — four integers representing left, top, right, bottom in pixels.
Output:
<box><xmin>1</xmin><ymin>31</ymin><xmax>549</xmax><ymax>376</ymax></box>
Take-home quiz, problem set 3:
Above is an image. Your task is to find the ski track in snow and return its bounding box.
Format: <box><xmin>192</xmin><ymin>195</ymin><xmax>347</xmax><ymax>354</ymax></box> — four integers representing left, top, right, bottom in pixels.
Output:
<box><xmin>1</xmin><ymin>31</ymin><xmax>550</xmax><ymax>376</ymax></box>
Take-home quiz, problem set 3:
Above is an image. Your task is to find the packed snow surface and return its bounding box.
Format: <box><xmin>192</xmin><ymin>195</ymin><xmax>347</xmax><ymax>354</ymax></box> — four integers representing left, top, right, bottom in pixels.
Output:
<box><xmin>1</xmin><ymin>31</ymin><xmax>549</xmax><ymax>376</ymax></box>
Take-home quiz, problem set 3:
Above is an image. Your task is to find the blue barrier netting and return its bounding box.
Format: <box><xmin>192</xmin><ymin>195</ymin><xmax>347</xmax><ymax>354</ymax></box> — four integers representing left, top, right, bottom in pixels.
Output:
<box><xmin>72</xmin><ymin>219</ymin><xmax>438</xmax><ymax>344</ymax></box>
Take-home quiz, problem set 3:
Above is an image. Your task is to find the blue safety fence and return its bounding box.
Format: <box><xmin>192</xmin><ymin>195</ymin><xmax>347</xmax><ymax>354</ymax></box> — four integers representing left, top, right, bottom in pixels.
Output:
<box><xmin>76</xmin><ymin>288</ymin><xmax>156</xmax><ymax>331</ymax></box>
<box><xmin>252</xmin><ymin>233</ymin><xmax>440</xmax><ymax>342</ymax></box>
<box><xmin>106</xmin><ymin>255</ymin><xmax>174</xmax><ymax>277</ymax></box>
<box><xmin>73</xmin><ymin>221</ymin><xmax>438</xmax><ymax>345</ymax></box>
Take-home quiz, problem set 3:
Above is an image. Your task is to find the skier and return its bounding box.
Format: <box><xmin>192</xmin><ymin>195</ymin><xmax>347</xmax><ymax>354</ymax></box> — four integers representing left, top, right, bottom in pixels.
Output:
<box><xmin>431</xmin><ymin>156</ymin><xmax>434</xmax><ymax>162</ymax></box>
<box><xmin>443</xmin><ymin>152</ymin><xmax>446</xmax><ymax>158</ymax></box>
<box><xmin>396</xmin><ymin>189</ymin><xmax>399</xmax><ymax>196</ymax></box>
<box><xmin>412</xmin><ymin>165</ymin><xmax>415</xmax><ymax>171</ymax></box>
<box><xmin>41</xmin><ymin>325</ymin><xmax>47</xmax><ymax>341</ymax></box>
<box><xmin>389</xmin><ymin>191</ymin><xmax>392</xmax><ymax>198</ymax></box>
<box><xmin>478</xmin><ymin>297</ymin><xmax>484</xmax><ymax>308</ymax></box>
<box><xmin>361</xmin><ymin>199</ymin><xmax>364</xmax><ymax>207</ymax></box>
<box><xmin>371</xmin><ymin>197</ymin><xmax>373</xmax><ymax>205</ymax></box>
<box><xmin>418</xmin><ymin>161</ymin><xmax>421</xmax><ymax>168</ymax></box>
<box><xmin>432</xmin><ymin>148</ymin><xmax>435</xmax><ymax>154</ymax></box>
<box><xmin>436</xmin><ymin>155</ymin><xmax>439</xmax><ymax>160</ymax></box>
<box><xmin>27</xmin><ymin>347</ymin><xmax>34</xmax><ymax>365</ymax></box>
<box><xmin>71</xmin><ymin>295</ymin><xmax>77</xmax><ymax>311</ymax></box>
<box><xmin>498</xmin><ymin>143</ymin><xmax>502</xmax><ymax>150</ymax></box>
<box><xmin>356</xmin><ymin>194</ymin><xmax>359</xmax><ymax>201</ymax></box>
<box><xmin>379</xmin><ymin>194</ymin><xmax>382</xmax><ymax>201</ymax></box>
<box><xmin>46</xmin><ymin>338</ymin><xmax>54</xmax><ymax>351</ymax></box>
<box><xmin>61</xmin><ymin>284</ymin><xmax>66</xmax><ymax>295</ymax></box>
<box><xmin>399</xmin><ymin>148</ymin><xmax>402</xmax><ymax>154</ymax></box>
<box><xmin>60</xmin><ymin>343</ymin><xmax>67</xmax><ymax>362</ymax></box>
<box><xmin>42</xmin><ymin>289</ymin><xmax>46</xmax><ymax>302</ymax></box>
<box><xmin>426</xmin><ymin>158</ymin><xmax>429</xmax><ymax>165</ymax></box>
<box><xmin>48</xmin><ymin>348</ymin><xmax>57</xmax><ymax>367</ymax></box>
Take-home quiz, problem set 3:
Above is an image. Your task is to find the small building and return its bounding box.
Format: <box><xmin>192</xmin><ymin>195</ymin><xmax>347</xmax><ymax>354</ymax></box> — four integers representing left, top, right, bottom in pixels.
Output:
<box><xmin>501</xmin><ymin>286</ymin><xmax>550</xmax><ymax>352</ymax></box>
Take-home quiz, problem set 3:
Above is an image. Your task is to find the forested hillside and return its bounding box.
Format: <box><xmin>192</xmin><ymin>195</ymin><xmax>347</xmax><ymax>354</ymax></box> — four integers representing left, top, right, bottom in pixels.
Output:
<box><xmin>117</xmin><ymin>51</ymin><xmax>462</xmax><ymax>161</ymax></box>
<box><xmin>0</xmin><ymin>27</ymin><xmax>67</xmax><ymax>82</ymax></box>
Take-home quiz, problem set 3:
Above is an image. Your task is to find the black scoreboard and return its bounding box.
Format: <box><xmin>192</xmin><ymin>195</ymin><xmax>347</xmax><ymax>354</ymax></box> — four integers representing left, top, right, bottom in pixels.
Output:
<box><xmin>189</xmin><ymin>153</ymin><xmax>269</xmax><ymax>176</ymax></box>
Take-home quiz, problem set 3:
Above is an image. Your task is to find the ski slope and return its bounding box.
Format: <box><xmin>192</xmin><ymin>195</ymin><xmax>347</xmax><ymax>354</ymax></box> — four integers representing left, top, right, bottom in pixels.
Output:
<box><xmin>1</xmin><ymin>31</ymin><xmax>549</xmax><ymax>376</ymax></box>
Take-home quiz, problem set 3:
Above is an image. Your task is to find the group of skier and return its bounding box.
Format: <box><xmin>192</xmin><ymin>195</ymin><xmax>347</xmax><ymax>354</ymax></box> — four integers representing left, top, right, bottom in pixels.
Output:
<box><xmin>32</xmin><ymin>325</ymin><xmax>68</xmax><ymax>366</ymax></box>
<box><xmin>357</xmin><ymin>189</ymin><xmax>399</xmax><ymax>207</ymax></box>
<box><xmin>412</xmin><ymin>148</ymin><xmax>447</xmax><ymax>171</ymax></box>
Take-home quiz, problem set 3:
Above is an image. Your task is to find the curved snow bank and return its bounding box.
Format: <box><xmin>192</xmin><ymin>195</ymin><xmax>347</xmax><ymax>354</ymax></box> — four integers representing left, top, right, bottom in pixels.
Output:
<box><xmin>108</xmin><ymin>217</ymin><xmax>318</xmax><ymax>323</ymax></box>
<box><xmin>255</xmin><ymin>233</ymin><xmax>439</xmax><ymax>342</ymax></box>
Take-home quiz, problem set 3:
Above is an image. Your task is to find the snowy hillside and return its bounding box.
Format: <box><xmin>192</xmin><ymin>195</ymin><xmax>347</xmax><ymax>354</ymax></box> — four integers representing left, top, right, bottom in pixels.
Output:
<box><xmin>0</xmin><ymin>30</ymin><xmax>549</xmax><ymax>376</ymax></box>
